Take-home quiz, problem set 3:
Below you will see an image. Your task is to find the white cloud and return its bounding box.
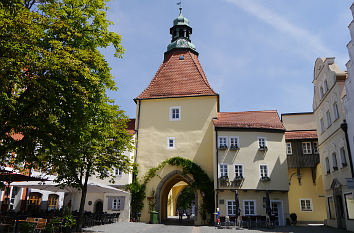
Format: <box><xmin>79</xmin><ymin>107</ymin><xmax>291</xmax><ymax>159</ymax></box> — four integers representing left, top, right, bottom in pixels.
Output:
<box><xmin>225</xmin><ymin>0</ymin><xmax>336</xmax><ymax>60</ymax></box>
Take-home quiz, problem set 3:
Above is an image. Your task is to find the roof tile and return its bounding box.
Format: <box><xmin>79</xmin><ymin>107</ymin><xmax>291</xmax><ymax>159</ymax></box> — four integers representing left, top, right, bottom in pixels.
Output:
<box><xmin>213</xmin><ymin>111</ymin><xmax>285</xmax><ymax>130</ymax></box>
<box><xmin>285</xmin><ymin>130</ymin><xmax>318</xmax><ymax>140</ymax></box>
<box><xmin>136</xmin><ymin>50</ymin><xmax>217</xmax><ymax>100</ymax></box>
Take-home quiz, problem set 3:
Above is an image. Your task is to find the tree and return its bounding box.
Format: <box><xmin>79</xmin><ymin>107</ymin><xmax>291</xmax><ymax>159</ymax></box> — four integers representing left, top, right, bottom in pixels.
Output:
<box><xmin>0</xmin><ymin>0</ymin><xmax>131</xmax><ymax>231</ymax></box>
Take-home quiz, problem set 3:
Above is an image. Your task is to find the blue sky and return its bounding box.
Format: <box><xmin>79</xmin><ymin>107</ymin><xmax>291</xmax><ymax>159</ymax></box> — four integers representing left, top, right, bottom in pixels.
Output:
<box><xmin>100</xmin><ymin>0</ymin><xmax>352</xmax><ymax>118</ymax></box>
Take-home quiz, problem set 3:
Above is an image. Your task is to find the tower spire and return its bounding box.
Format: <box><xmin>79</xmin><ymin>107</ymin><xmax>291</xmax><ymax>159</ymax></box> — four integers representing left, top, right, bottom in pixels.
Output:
<box><xmin>177</xmin><ymin>1</ymin><xmax>182</xmax><ymax>15</ymax></box>
<box><xmin>167</xmin><ymin>3</ymin><xmax>196</xmax><ymax>53</ymax></box>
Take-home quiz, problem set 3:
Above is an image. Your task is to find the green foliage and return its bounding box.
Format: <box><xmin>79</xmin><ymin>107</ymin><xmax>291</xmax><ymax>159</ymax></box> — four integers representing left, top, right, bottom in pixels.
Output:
<box><xmin>176</xmin><ymin>186</ymin><xmax>195</xmax><ymax>209</ymax></box>
<box><xmin>18</xmin><ymin>222</ymin><xmax>35</xmax><ymax>233</ymax></box>
<box><xmin>0</xmin><ymin>0</ymin><xmax>131</xmax><ymax>231</ymax></box>
<box><xmin>128</xmin><ymin>157</ymin><xmax>214</xmax><ymax>220</ymax></box>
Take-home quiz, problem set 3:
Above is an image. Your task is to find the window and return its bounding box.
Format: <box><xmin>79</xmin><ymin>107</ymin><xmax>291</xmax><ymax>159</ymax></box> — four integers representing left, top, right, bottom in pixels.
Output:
<box><xmin>234</xmin><ymin>164</ymin><xmax>243</xmax><ymax>178</ymax></box>
<box><xmin>320</xmin><ymin>86</ymin><xmax>324</xmax><ymax>99</ymax></box>
<box><xmin>340</xmin><ymin>147</ymin><xmax>347</xmax><ymax>167</ymax></box>
<box><xmin>218</xmin><ymin>136</ymin><xmax>228</xmax><ymax>149</ymax></box>
<box><xmin>300</xmin><ymin>199</ymin><xmax>313</xmax><ymax>211</ymax></box>
<box><xmin>219</xmin><ymin>164</ymin><xmax>228</xmax><ymax>177</ymax></box>
<box><xmin>167</xmin><ymin>137</ymin><xmax>175</xmax><ymax>149</ymax></box>
<box><xmin>227</xmin><ymin>200</ymin><xmax>236</xmax><ymax>216</ymax></box>
<box><xmin>326</xmin><ymin>110</ymin><xmax>332</xmax><ymax>127</ymax></box>
<box><xmin>27</xmin><ymin>192</ymin><xmax>42</xmax><ymax>211</ymax></box>
<box><xmin>325</xmin><ymin>157</ymin><xmax>330</xmax><ymax>174</ymax></box>
<box><xmin>324</xmin><ymin>80</ymin><xmax>329</xmax><ymax>92</ymax></box>
<box><xmin>112</xmin><ymin>198</ymin><xmax>121</xmax><ymax>210</ymax></box>
<box><xmin>328</xmin><ymin>196</ymin><xmax>336</xmax><ymax>219</ymax></box>
<box><xmin>286</xmin><ymin>142</ymin><xmax>292</xmax><ymax>155</ymax></box>
<box><xmin>258</xmin><ymin>137</ymin><xmax>267</xmax><ymax>149</ymax></box>
<box><xmin>48</xmin><ymin>194</ymin><xmax>59</xmax><ymax>211</ymax></box>
<box><xmin>344</xmin><ymin>193</ymin><xmax>354</xmax><ymax>220</ymax></box>
<box><xmin>169</xmin><ymin>106</ymin><xmax>181</xmax><ymax>121</ymax></box>
<box><xmin>313</xmin><ymin>142</ymin><xmax>319</xmax><ymax>154</ymax></box>
<box><xmin>333</xmin><ymin>102</ymin><xmax>339</xmax><ymax>120</ymax></box>
<box><xmin>332</xmin><ymin>153</ymin><xmax>338</xmax><ymax>170</ymax></box>
<box><xmin>243</xmin><ymin>200</ymin><xmax>256</xmax><ymax>215</ymax></box>
<box><xmin>302</xmin><ymin>142</ymin><xmax>312</xmax><ymax>154</ymax></box>
<box><xmin>320</xmin><ymin>118</ymin><xmax>325</xmax><ymax>133</ymax></box>
<box><xmin>260</xmin><ymin>165</ymin><xmax>268</xmax><ymax>178</ymax></box>
<box><xmin>229</xmin><ymin>136</ymin><xmax>239</xmax><ymax>149</ymax></box>
<box><xmin>114</xmin><ymin>168</ymin><xmax>123</xmax><ymax>176</ymax></box>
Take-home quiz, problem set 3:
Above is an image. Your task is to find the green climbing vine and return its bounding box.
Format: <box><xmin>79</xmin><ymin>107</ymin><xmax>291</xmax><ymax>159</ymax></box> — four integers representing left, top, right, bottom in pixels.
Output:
<box><xmin>126</xmin><ymin>157</ymin><xmax>214</xmax><ymax>221</ymax></box>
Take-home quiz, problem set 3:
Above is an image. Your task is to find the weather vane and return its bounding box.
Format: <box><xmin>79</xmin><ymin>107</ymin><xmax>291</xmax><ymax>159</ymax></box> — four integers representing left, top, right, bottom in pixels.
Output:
<box><xmin>177</xmin><ymin>1</ymin><xmax>182</xmax><ymax>15</ymax></box>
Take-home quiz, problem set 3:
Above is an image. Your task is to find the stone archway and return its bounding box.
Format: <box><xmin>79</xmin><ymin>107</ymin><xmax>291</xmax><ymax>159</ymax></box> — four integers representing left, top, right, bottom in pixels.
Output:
<box><xmin>155</xmin><ymin>170</ymin><xmax>198</xmax><ymax>223</ymax></box>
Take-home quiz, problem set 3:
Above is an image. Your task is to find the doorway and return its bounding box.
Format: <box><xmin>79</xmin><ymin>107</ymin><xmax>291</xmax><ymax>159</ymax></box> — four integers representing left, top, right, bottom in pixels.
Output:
<box><xmin>94</xmin><ymin>200</ymin><xmax>103</xmax><ymax>214</ymax></box>
<box><xmin>270</xmin><ymin>200</ymin><xmax>284</xmax><ymax>226</ymax></box>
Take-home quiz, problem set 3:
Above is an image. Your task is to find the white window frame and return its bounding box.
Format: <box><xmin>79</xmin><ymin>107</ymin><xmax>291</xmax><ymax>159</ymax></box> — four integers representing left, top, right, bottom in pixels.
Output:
<box><xmin>169</xmin><ymin>106</ymin><xmax>181</xmax><ymax>121</ymax></box>
<box><xmin>112</xmin><ymin>198</ymin><xmax>121</xmax><ymax>210</ymax></box>
<box><xmin>333</xmin><ymin>102</ymin><xmax>339</xmax><ymax>120</ymax></box>
<box><xmin>320</xmin><ymin>118</ymin><xmax>325</xmax><ymax>133</ymax></box>
<box><xmin>326</xmin><ymin>110</ymin><xmax>332</xmax><ymax>127</ymax></box>
<box><xmin>167</xmin><ymin>137</ymin><xmax>175</xmax><ymax>149</ymax></box>
<box><xmin>325</xmin><ymin>157</ymin><xmax>330</xmax><ymax>174</ymax></box>
<box><xmin>302</xmin><ymin>142</ymin><xmax>312</xmax><ymax>154</ymax></box>
<box><xmin>114</xmin><ymin>168</ymin><xmax>123</xmax><ymax>177</ymax></box>
<box><xmin>219</xmin><ymin>164</ymin><xmax>228</xmax><ymax>178</ymax></box>
<box><xmin>229</xmin><ymin>136</ymin><xmax>240</xmax><ymax>149</ymax></box>
<box><xmin>332</xmin><ymin>152</ymin><xmax>338</xmax><ymax>170</ymax></box>
<box><xmin>226</xmin><ymin>200</ymin><xmax>236</xmax><ymax>216</ymax></box>
<box><xmin>259</xmin><ymin>164</ymin><xmax>269</xmax><ymax>178</ymax></box>
<box><xmin>243</xmin><ymin>200</ymin><xmax>256</xmax><ymax>216</ymax></box>
<box><xmin>234</xmin><ymin>164</ymin><xmax>244</xmax><ymax>178</ymax></box>
<box><xmin>300</xmin><ymin>199</ymin><xmax>313</xmax><ymax>212</ymax></box>
<box><xmin>286</xmin><ymin>142</ymin><xmax>292</xmax><ymax>155</ymax></box>
<box><xmin>313</xmin><ymin>142</ymin><xmax>319</xmax><ymax>154</ymax></box>
<box><xmin>324</xmin><ymin>80</ymin><xmax>329</xmax><ymax>92</ymax></box>
<box><xmin>340</xmin><ymin>147</ymin><xmax>347</xmax><ymax>167</ymax></box>
<box><xmin>218</xmin><ymin>136</ymin><xmax>228</xmax><ymax>148</ymax></box>
<box><xmin>258</xmin><ymin>137</ymin><xmax>267</xmax><ymax>148</ymax></box>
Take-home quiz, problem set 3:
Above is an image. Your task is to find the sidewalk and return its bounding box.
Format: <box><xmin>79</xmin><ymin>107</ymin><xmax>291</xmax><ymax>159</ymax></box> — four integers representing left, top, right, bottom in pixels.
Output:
<box><xmin>85</xmin><ymin>222</ymin><xmax>351</xmax><ymax>233</ymax></box>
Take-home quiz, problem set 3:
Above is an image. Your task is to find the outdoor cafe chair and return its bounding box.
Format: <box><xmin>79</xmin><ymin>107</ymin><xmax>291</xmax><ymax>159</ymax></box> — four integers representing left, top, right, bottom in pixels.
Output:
<box><xmin>34</xmin><ymin>218</ymin><xmax>47</xmax><ymax>233</ymax></box>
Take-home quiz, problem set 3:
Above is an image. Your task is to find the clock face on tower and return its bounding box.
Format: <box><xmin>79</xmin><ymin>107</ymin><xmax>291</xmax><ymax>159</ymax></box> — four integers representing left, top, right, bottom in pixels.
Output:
<box><xmin>176</xmin><ymin>39</ymin><xmax>187</xmax><ymax>47</ymax></box>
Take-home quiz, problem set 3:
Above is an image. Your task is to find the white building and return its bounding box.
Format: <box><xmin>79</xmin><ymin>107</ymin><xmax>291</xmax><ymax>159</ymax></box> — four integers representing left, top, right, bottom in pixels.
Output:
<box><xmin>0</xmin><ymin>119</ymin><xmax>135</xmax><ymax>222</ymax></box>
<box><xmin>345</xmin><ymin>2</ymin><xmax>354</xmax><ymax>173</ymax></box>
<box><xmin>312</xmin><ymin>57</ymin><xmax>354</xmax><ymax>231</ymax></box>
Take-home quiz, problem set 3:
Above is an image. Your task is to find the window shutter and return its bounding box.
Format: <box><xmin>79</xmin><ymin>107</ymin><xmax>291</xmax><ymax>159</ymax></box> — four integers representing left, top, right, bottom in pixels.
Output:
<box><xmin>107</xmin><ymin>197</ymin><xmax>113</xmax><ymax>210</ymax></box>
<box><xmin>119</xmin><ymin>196</ymin><xmax>125</xmax><ymax>210</ymax></box>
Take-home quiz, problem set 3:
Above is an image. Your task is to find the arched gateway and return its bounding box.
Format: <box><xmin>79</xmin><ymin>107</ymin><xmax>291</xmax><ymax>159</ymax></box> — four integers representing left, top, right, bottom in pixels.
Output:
<box><xmin>155</xmin><ymin>170</ymin><xmax>198</xmax><ymax>223</ymax></box>
<box><xmin>133</xmin><ymin>7</ymin><xmax>218</xmax><ymax>224</ymax></box>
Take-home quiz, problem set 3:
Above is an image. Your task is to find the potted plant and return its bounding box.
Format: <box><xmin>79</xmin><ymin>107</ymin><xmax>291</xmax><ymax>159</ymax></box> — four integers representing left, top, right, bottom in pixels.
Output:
<box><xmin>290</xmin><ymin>213</ymin><xmax>297</xmax><ymax>225</ymax></box>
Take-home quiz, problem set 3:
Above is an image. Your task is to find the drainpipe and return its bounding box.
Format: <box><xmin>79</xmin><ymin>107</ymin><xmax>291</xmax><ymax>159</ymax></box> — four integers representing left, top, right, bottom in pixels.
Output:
<box><xmin>216</xmin><ymin>129</ymin><xmax>219</xmax><ymax>210</ymax></box>
<box><xmin>341</xmin><ymin>120</ymin><xmax>354</xmax><ymax>178</ymax></box>
<box><xmin>133</xmin><ymin>100</ymin><xmax>142</xmax><ymax>182</ymax></box>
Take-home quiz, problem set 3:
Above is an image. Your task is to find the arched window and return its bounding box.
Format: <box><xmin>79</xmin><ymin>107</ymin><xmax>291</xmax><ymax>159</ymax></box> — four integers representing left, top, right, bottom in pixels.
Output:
<box><xmin>48</xmin><ymin>194</ymin><xmax>59</xmax><ymax>211</ymax></box>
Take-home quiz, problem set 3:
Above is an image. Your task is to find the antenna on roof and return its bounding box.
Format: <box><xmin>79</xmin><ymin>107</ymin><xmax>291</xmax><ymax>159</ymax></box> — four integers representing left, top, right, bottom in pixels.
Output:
<box><xmin>177</xmin><ymin>1</ymin><xmax>182</xmax><ymax>15</ymax></box>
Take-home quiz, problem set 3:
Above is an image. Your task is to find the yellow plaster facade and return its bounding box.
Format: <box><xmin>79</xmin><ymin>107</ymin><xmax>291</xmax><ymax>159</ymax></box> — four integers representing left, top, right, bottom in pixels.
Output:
<box><xmin>135</xmin><ymin>96</ymin><xmax>218</xmax><ymax>223</ymax></box>
<box><xmin>288</xmin><ymin>165</ymin><xmax>326</xmax><ymax>223</ymax></box>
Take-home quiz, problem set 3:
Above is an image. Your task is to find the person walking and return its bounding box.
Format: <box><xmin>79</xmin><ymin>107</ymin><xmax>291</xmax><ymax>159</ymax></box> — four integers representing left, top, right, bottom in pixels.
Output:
<box><xmin>177</xmin><ymin>206</ymin><xmax>184</xmax><ymax>223</ymax></box>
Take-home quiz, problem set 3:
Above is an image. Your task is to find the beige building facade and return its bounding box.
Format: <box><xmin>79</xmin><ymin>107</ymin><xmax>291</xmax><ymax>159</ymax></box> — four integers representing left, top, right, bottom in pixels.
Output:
<box><xmin>213</xmin><ymin>111</ymin><xmax>289</xmax><ymax>226</ymax></box>
<box><xmin>313</xmin><ymin>57</ymin><xmax>354</xmax><ymax>230</ymax></box>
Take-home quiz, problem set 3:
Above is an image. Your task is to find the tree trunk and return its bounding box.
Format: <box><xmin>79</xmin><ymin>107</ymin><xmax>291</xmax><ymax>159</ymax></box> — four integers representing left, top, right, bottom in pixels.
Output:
<box><xmin>76</xmin><ymin>168</ymin><xmax>90</xmax><ymax>232</ymax></box>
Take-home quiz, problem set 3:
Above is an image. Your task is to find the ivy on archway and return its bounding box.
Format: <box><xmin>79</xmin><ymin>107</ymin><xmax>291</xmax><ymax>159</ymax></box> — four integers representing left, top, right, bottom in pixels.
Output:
<box><xmin>127</xmin><ymin>156</ymin><xmax>214</xmax><ymax>221</ymax></box>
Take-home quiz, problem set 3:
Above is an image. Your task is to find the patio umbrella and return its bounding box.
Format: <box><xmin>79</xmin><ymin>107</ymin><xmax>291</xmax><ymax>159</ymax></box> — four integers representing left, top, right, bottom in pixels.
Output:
<box><xmin>234</xmin><ymin>190</ymin><xmax>240</xmax><ymax>217</ymax></box>
<box><xmin>265</xmin><ymin>190</ymin><xmax>271</xmax><ymax>217</ymax></box>
<box><xmin>12</xmin><ymin>180</ymin><xmax>128</xmax><ymax>194</ymax></box>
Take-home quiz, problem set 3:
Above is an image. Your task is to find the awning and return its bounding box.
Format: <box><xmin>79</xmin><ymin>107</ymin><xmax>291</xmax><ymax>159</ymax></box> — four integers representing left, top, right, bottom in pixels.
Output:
<box><xmin>0</xmin><ymin>172</ymin><xmax>47</xmax><ymax>183</ymax></box>
<box><xmin>11</xmin><ymin>180</ymin><xmax>129</xmax><ymax>194</ymax></box>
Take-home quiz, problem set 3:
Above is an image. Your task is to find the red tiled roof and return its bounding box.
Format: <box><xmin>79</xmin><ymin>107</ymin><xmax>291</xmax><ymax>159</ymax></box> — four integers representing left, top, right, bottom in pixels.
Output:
<box><xmin>213</xmin><ymin>111</ymin><xmax>285</xmax><ymax>130</ymax></box>
<box><xmin>9</xmin><ymin>133</ymin><xmax>23</xmax><ymax>141</ymax></box>
<box><xmin>127</xmin><ymin>119</ymin><xmax>135</xmax><ymax>135</ymax></box>
<box><xmin>285</xmin><ymin>130</ymin><xmax>318</xmax><ymax>140</ymax></box>
<box><xmin>136</xmin><ymin>50</ymin><xmax>217</xmax><ymax>100</ymax></box>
